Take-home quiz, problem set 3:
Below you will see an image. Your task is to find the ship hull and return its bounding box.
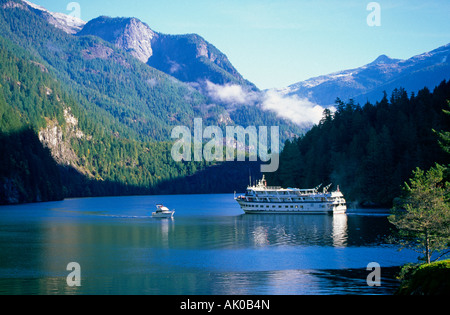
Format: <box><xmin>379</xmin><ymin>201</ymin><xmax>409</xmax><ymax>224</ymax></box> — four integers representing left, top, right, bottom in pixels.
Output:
<box><xmin>236</xmin><ymin>199</ymin><xmax>346</xmax><ymax>215</ymax></box>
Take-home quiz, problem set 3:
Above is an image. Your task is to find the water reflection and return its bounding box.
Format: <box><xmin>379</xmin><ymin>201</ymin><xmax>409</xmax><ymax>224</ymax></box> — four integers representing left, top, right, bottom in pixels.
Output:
<box><xmin>0</xmin><ymin>277</ymin><xmax>82</xmax><ymax>295</ymax></box>
<box><xmin>160</xmin><ymin>219</ymin><xmax>173</xmax><ymax>248</ymax></box>
<box><xmin>31</xmin><ymin>212</ymin><xmax>356</xmax><ymax>290</ymax></box>
<box><xmin>237</xmin><ymin>214</ymin><xmax>348</xmax><ymax>247</ymax></box>
<box><xmin>0</xmin><ymin>195</ymin><xmax>416</xmax><ymax>295</ymax></box>
<box><xmin>332</xmin><ymin>214</ymin><xmax>348</xmax><ymax>247</ymax></box>
<box><xmin>251</xmin><ymin>226</ymin><xmax>269</xmax><ymax>247</ymax></box>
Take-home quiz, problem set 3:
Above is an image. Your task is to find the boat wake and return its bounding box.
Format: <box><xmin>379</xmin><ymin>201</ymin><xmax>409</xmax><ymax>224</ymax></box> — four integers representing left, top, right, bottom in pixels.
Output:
<box><xmin>106</xmin><ymin>215</ymin><xmax>153</xmax><ymax>219</ymax></box>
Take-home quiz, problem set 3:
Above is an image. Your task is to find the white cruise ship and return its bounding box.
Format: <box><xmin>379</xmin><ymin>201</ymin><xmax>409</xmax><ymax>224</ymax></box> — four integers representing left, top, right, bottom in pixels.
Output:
<box><xmin>235</xmin><ymin>176</ymin><xmax>347</xmax><ymax>214</ymax></box>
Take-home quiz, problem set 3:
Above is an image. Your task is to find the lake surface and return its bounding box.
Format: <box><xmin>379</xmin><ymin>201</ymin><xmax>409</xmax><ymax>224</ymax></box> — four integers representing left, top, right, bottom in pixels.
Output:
<box><xmin>0</xmin><ymin>194</ymin><xmax>418</xmax><ymax>295</ymax></box>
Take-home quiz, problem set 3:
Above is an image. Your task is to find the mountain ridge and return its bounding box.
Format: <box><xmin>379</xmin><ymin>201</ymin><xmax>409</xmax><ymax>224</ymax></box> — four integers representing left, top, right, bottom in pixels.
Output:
<box><xmin>78</xmin><ymin>15</ymin><xmax>256</xmax><ymax>89</ymax></box>
<box><xmin>12</xmin><ymin>0</ymin><xmax>450</xmax><ymax>109</ymax></box>
<box><xmin>282</xmin><ymin>43</ymin><xmax>450</xmax><ymax>107</ymax></box>
<box><xmin>13</xmin><ymin>0</ymin><xmax>255</xmax><ymax>90</ymax></box>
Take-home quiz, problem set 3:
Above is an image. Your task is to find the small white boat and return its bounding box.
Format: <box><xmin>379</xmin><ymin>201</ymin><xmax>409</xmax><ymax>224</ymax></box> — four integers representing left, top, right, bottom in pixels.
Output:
<box><xmin>152</xmin><ymin>204</ymin><xmax>175</xmax><ymax>218</ymax></box>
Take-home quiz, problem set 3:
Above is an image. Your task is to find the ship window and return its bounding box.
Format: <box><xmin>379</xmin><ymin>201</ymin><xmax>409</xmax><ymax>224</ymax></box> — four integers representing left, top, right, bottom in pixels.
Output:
<box><xmin>295</xmin><ymin>206</ymin><xmax>298</xmax><ymax>208</ymax></box>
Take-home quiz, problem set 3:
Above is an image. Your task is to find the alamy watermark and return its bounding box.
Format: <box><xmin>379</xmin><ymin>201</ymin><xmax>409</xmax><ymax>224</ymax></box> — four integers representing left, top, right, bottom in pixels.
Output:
<box><xmin>367</xmin><ymin>2</ymin><xmax>381</xmax><ymax>27</ymax></box>
<box><xmin>66</xmin><ymin>2</ymin><xmax>81</xmax><ymax>20</ymax></box>
<box><xmin>366</xmin><ymin>262</ymin><xmax>381</xmax><ymax>287</ymax></box>
<box><xmin>66</xmin><ymin>262</ymin><xmax>81</xmax><ymax>287</ymax></box>
<box><xmin>171</xmin><ymin>118</ymin><xmax>280</xmax><ymax>173</ymax></box>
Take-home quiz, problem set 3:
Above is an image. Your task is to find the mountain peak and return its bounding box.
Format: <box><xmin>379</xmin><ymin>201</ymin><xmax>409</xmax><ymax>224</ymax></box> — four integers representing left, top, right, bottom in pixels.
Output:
<box><xmin>21</xmin><ymin>0</ymin><xmax>86</xmax><ymax>34</ymax></box>
<box><xmin>78</xmin><ymin>16</ymin><xmax>156</xmax><ymax>63</ymax></box>
<box><xmin>370</xmin><ymin>54</ymin><xmax>399</xmax><ymax>65</ymax></box>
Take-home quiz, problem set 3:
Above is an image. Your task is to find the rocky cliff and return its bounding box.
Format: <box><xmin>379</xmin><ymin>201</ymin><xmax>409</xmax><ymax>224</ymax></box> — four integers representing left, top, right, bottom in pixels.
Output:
<box><xmin>78</xmin><ymin>16</ymin><xmax>155</xmax><ymax>63</ymax></box>
<box><xmin>78</xmin><ymin>16</ymin><xmax>255</xmax><ymax>88</ymax></box>
<box><xmin>38</xmin><ymin>108</ymin><xmax>91</xmax><ymax>177</ymax></box>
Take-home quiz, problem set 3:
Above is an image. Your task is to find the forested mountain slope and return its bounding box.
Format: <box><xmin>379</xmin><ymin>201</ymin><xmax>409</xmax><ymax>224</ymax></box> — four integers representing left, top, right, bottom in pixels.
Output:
<box><xmin>0</xmin><ymin>0</ymin><xmax>295</xmax><ymax>204</ymax></box>
<box><xmin>268</xmin><ymin>81</ymin><xmax>450</xmax><ymax>207</ymax></box>
<box><xmin>0</xmin><ymin>34</ymin><xmax>210</xmax><ymax>204</ymax></box>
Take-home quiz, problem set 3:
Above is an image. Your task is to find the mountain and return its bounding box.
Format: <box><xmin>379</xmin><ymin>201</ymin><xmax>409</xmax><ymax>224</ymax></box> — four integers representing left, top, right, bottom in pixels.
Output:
<box><xmin>149</xmin><ymin>33</ymin><xmax>255</xmax><ymax>88</ymax></box>
<box><xmin>282</xmin><ymin>43</ymin><xmax>450</xmax><ymax>107</ymax></box>
<box><xmin>0</xmin><ymin>0</ymin><xmax>301</xmax><ymax>138</ymax></box>
<box><xmin>0</xmin><ymin>0</ymin><xmax>300</xmax><ymax>204</ymax></box>
<box><xmin>1</xmin><ymin>0</ymin><xmax>209</xmax><ymax>141</ymax></box>
<box><xmin>78</xmin><ymin>16</ymin><xmax>256</xmax><ymax>89</ymax></box>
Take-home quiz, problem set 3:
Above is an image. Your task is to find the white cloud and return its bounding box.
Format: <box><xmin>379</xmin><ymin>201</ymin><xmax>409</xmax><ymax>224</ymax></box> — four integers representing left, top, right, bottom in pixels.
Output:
<box><xmin>205</xmin><ymin>80</ymin><xmax>259</xmax><ymax>105</ymax></box>
<box><xmin>202</xmin><ymin>80</ymin><xmax>326</xmax><ymax>126</ymax></box>
<box><xmin>262</xmin><ymin>90</ymin><xmax>325</xmax><ymax>126</ymax></box>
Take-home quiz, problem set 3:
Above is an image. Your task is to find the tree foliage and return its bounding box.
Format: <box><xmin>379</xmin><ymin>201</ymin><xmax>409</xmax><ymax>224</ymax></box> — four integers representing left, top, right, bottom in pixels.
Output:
<box><xmin>0</xmin><ymin>128</ymin><xmax>64</xmax><ymax>204</ymax></box>
<box><xmin>268</xmin><ymin>81</ymin><xmax>450</xmax><ymax>207</ymax></box>
<box><xmin>389</xmin><ymin>164</ymin><xmax>450</xmax><ymax>263</ymax></box>
<box><xmin>436</xmin><ymin>101</ymin><xmax>450</xmax><ymax>154</ymax></box>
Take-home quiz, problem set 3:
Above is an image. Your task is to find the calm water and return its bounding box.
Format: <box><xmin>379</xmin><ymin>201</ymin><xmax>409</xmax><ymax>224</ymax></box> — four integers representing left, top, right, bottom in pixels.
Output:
<box><xmin>0</xmin><ymin>194</ymin><xmax>418</xmax><ymax>295</ymax></box>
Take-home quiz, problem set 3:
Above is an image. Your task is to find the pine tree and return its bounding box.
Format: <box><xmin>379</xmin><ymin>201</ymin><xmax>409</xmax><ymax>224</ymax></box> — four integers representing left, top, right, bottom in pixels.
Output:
<box><xmin>389</xmin><ymin>164</ymin><xmax>450</xmax><ymax>263</ymax></box>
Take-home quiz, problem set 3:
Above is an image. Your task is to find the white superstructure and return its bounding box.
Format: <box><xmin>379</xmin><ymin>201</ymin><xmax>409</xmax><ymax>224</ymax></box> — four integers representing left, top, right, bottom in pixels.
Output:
<box><xmin>235</xmin><ymin>176</ymin><xmax>346</xmax><ymax>214</ymax></box>
<box><xmin>152</xmin><ymin>204</ymin><xmax>175</xmax><ymax>218</ymax></box>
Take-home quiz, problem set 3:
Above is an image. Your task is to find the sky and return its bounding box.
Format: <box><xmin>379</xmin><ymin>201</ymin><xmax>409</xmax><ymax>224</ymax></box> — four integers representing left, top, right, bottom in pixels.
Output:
<box><xmin>31</xmin><ymin>0</ymin><xmax>450</xmax><ymax>90</ymax></box>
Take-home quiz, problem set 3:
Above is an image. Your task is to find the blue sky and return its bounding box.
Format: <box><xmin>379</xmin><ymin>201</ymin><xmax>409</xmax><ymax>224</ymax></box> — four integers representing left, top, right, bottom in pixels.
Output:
<box><xmin>31</xmin><ymin>0</ymin><xmax>450</xmax><ymax>90</ymax></box>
